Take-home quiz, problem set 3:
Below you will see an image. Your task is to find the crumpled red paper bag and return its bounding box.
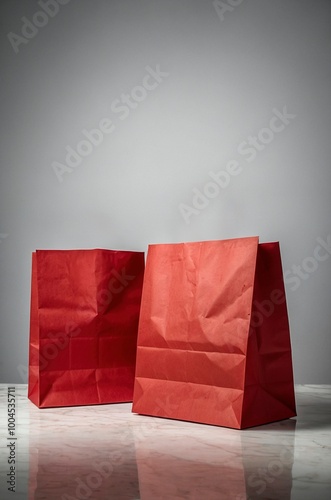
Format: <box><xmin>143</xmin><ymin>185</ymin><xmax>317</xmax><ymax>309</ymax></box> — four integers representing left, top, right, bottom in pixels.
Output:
<box><xmin>28</xmin><ymin>249</ymin><xmax>144</xmax><ymax>408</ymax></box>
<box><xmin>132</xmin><ymin>236</ymin><xmax>296</xmax><ymax>429</ymax></box>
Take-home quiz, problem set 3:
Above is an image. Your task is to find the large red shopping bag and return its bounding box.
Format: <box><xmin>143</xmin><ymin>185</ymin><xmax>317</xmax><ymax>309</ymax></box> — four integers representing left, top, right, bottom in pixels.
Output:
<box><xmin>28</xmin><ymin>249</ymin><xmax>144</xmax><ymax>408</ymax></box>
<box><xmin>132</xmin><ymin>236</ymin><xmax>296</xmax><ymax>429</ymax></box>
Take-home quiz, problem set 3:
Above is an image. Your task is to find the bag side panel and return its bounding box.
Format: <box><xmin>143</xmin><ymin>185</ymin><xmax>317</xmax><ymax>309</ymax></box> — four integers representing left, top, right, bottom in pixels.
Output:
<box><xmin>242</xmin><ymin>242</ymin><xmax>296</xmax><ymax>428</ymax></box>
<box><xmin>28</xmin><ymin>252</ymin><xmax>40</xmax><ymax>407</ymax></box>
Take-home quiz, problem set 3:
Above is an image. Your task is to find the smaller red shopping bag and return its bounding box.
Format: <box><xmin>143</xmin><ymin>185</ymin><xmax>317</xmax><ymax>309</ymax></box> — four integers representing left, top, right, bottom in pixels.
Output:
<box><xmin>28</xmin><ymin>249</ymin><xmax>144</xmax><ymax>408</ymax></box>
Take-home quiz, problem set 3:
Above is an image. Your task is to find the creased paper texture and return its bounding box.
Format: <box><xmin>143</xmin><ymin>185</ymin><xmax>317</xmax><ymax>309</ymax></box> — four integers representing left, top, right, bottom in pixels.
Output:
<box><xmin>28</xmin><ymin>249</ymin><xmax>144</xmax><ymax>408</ymax></box>
<box><xmin>132</xmin><ymin>237</ymin><xmax>296</xmax><ymax>429</ymax></box>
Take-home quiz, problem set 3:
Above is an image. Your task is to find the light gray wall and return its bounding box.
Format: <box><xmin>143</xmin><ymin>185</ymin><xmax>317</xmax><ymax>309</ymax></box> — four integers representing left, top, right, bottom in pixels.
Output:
<box><xmin>0</xmin><ymin>0</ymin><xmax>330</xmax><ymax>384</ymax></box>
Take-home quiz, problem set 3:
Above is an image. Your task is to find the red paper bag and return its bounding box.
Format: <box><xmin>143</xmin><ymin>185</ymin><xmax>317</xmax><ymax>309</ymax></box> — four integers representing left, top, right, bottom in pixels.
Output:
<box><xmin>132</xmin><ymin>237</ymin><xmax>296</xmax><ymax>429</ymax></box>
<box><xmin>28</xmin><ymin>249</ymin><xmax>144</xmax><ymax>408</ymax></box>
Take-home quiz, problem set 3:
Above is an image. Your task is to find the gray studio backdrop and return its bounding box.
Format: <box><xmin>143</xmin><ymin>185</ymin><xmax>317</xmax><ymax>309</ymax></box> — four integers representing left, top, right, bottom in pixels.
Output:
<box><xmin>0</xmin><ymin>0</ymin><xmax>330</xmax><ymax>384</ymax></box>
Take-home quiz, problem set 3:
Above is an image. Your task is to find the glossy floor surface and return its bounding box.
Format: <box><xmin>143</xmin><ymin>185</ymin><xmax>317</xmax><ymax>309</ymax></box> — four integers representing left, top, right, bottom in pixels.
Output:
<box><xmin>0</xmin><ymin>384</ymin><xmax>330</xmax><ymax>499</ymax></box>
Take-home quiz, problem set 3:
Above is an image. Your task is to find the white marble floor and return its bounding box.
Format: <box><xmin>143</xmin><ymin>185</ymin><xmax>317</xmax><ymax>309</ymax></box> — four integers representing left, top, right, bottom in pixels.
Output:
<box><xmin>0</xmin><ymin>384</ymin><xmax>330</xmax><ymax>499</ymax></box>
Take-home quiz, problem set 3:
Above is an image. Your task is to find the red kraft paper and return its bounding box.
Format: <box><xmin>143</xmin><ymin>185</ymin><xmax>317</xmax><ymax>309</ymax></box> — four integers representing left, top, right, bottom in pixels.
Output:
<box><xmin>132</xmin><ymin>237</ymin><xmax>296</xmax><ymax>429</ymax></box>
<box><xmin>28</xmin><ymin>249</ymin><xmax>144</xmax><ymax>408</ymax></box>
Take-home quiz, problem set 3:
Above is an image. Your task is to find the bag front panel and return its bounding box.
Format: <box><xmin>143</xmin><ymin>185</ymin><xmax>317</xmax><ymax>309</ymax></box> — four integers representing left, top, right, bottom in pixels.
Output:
<box><xmin>133</xmin><ymin>237</ymin><xmax>259</xmax><ymax>427</ymax></box>
<box><xmin>29</xmin><ymin>249</ymin><xmax>144</xmax><ymax>407</ymax></box>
